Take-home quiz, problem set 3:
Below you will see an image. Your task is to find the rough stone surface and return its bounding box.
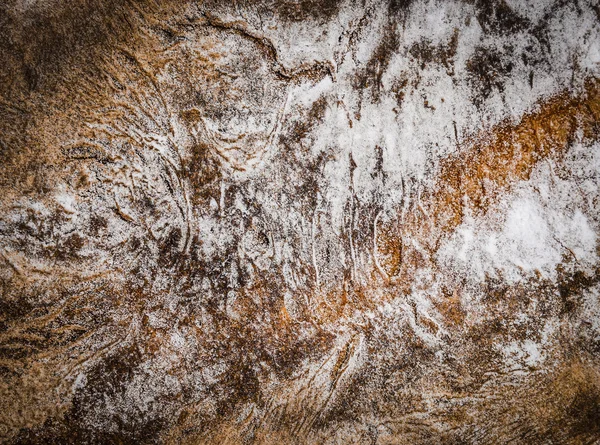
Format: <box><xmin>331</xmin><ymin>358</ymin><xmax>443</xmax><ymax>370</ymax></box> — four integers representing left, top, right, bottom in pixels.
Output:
<box><xmin>1</xmin><ymin>1</ymin><xmax>600</xmax><ymax>444</ymax></box>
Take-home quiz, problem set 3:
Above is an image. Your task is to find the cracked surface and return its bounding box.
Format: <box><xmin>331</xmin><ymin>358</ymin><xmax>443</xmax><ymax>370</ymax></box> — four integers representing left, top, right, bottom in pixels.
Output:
<box><xmin>1</xmin><ymin>0</ymin><xmax>600</xmax><ymax>444</ymax></box>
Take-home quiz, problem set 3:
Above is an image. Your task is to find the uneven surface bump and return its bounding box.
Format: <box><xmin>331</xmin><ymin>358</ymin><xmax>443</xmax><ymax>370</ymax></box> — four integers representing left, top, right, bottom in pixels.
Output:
<box><xmin>1</xmin><ymin>1</ymin><xmax>600</xmax><ymax>444</ymax></box>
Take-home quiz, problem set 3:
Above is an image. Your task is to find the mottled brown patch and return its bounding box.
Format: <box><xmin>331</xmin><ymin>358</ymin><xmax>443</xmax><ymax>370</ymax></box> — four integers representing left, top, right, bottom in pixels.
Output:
<box><xmin>432</xmin><ymin>78</ymin><xmax>600</xmax><ymax>235</ymax></box>
<box><xmin>353</xmin><ymin>22</ymin><xmax>399</xmax><ymax>104</ymax></box>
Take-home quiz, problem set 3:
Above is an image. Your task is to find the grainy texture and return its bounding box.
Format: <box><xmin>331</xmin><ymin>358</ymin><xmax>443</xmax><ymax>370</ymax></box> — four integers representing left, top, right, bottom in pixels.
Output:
<box><xmin>1</xmin><ymin>1</ymin><xmax>600</xmax><ymax>444</ymax></box>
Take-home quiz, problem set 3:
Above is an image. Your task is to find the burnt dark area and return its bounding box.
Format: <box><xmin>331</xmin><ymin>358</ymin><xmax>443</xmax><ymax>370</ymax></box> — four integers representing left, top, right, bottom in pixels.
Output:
<box><xmin>473</xmin><ymin>0</ymin><xmax>530</xmax><ymax>35</ymax></box>
<box><xmin>466</xmin><ymin>46</ymin><xmax>514</xmax><ymax>107</ymax></box>
<box><xmin>409</xmin><ymin>30</ymin><xmax>459</xmax><ymax>75</ymax></box>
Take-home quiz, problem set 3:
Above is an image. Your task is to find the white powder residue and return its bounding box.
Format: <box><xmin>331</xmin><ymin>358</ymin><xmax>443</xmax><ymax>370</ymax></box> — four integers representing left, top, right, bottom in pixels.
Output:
<box><xmin>500</xmin><ymin>339</ymin><xmax>545</xmax><ymax>370</ymax></box>
<box><xmin>437</xmin><ymin>141</ymin><xmax>600</xmax><ymax>283</ymax></box>
<box><xmin>268</xmin><ymin>0</ymin><xmax>600</xmax><ymax>245</ymax></box>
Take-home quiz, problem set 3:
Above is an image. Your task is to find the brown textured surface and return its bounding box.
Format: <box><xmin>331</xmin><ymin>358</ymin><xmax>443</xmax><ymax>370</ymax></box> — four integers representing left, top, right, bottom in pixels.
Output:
<box><xmin>1</xmin><ymin>1</ymin><xmax>600</xmax><ymax>444</ymax></box>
